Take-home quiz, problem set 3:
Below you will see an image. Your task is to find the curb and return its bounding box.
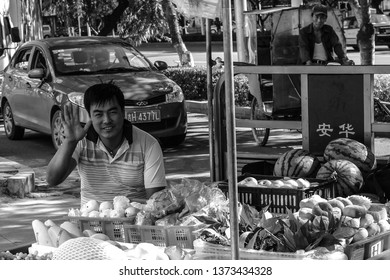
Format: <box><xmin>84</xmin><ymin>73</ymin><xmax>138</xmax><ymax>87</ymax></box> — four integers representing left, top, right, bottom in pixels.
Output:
<box><xmin>0</xmin><ymin>158</ymin><xmax>35</xmax><ymax>198</ymax></box>
<box><xmin>185</xmin><ymin>100</ymin><xmax>251</xmax><ymax>119</ymax></box>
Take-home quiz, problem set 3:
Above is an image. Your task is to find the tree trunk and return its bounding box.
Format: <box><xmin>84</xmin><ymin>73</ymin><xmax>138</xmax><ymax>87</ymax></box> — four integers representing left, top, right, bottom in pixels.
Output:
<box><xmin>98</xmin><ymin>0</ymin><xmax>129</xmax><ymax>36</ymax></box>
<box><xmin>348</xmin><ymin>0</ymin><xmax>375</xmax><ymax>65</ymax></box>
<box><xmin>161</xmin><ymin>0</ymin><xmax>194</xmax><ymax>67</ymax></box>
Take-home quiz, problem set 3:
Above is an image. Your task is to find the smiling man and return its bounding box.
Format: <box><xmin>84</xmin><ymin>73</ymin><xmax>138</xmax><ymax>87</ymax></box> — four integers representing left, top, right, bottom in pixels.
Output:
<box><xmin>299</xmin><ymin>4</ymin><xmax>354</xmax><ymax>65</ymax></box>
<box><xmin>46</xmin><ymin>82</ymin><xmax>167</xmax><ymax>206</ymax></box>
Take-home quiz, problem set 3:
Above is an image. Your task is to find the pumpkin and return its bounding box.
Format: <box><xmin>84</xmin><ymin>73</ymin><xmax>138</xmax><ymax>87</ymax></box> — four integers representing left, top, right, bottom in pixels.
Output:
<box><xmin>316</xmin><ymin>159</ymin><xmax>363</xmax><ymax>197</ymax></box>
<box><xmin>323</xmin><ymin>138</ymin><xmax>376</xmax><ymax>175</ymax></box>
<box><xmin>273</xmin><ymin>149</ymin><xmax>320</xmax><ymax>178</ymax></box>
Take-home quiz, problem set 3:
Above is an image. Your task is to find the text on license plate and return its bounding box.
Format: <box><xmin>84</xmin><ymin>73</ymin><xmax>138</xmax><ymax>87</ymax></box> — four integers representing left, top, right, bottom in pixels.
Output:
<box><xmin>127</xmin><ymin>109</ymin><xmax>161</xmax><ymax>123</ymax></box>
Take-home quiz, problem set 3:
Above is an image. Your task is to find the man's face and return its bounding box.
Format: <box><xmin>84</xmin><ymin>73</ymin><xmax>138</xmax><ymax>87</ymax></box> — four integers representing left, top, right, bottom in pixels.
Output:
<box><xmin>312</xmin><ymin>13</ymin><xmax>327</xmax><ymax>30</ymax></box>
<box><xmin>89</xmin><ymin>97</ymin><xmax>124</xmax><ymax>142</ymax></box>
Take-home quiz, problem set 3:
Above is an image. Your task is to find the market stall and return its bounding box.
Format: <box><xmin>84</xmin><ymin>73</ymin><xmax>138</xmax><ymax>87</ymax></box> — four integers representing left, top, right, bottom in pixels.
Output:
<box><xmin>2</xmin><ymin>1</ymin><xmax>390</xmax><ymax>262</ymax></box>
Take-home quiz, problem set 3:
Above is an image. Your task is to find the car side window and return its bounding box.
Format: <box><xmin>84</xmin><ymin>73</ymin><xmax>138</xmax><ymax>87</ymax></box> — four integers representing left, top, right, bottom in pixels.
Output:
<box><xmin>32</xmin><ymin>49</ymin><xmax>47</xmax><ymax>71</ymax></box>
<box><xmin>13</xmin><ymin>48</ymin><xmax>32</xmax><ymax>70</ymax></box>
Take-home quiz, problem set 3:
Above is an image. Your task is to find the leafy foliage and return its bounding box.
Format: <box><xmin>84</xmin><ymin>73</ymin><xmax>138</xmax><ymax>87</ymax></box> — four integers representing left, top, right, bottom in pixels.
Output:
<box><xmin>162</xmin><ymin>67</ymin><xmax>251</xmax><ymax>107</ymax></box>
<box><xmin>374</xmin><ymin>74</ymin><xmax>390</xmax><ymax>122</ymax></box>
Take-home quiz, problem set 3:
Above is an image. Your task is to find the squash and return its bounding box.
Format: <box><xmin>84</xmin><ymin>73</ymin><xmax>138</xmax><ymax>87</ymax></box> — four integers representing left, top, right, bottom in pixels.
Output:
<box><xmin>60</xmin><ymin>221</ymin><xmax>83</xmax><ymax>238</ymax></box>
<box><xmin>323</xmin><ymin>138</ymin><xmax>376</xmax><ymax>175</ymax></box>
<box><xmin>44</xmin><ymin>220</ymin><xmax>73</xmax><ymax>247</ymax></box>
<box><xmin>31</xmin><ymin>219</ymin><xmax>54</xmax><ymax>247</ymax></box>
<box><xmin>273</xmin><ymin>149</ymin><xmax>321</xmax><ymax>178</ymax></box>
<box><xmin>316</xmin><ymin>159</ymin><xmax>363</xmax><ymax>197</ymax></box>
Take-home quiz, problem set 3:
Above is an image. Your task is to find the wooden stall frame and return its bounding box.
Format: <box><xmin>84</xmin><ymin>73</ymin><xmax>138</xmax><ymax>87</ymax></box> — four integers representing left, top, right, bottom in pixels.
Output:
<box><xmin>233</xmin><ymin>65</ymin><xmax>390</xmax><ymax>154</ymax></box>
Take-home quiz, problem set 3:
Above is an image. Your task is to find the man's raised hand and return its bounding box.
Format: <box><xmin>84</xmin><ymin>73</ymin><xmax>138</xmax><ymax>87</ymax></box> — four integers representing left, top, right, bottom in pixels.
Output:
<box><xmin>61</xmin><ymin>102</ymin><xmax>92</xmax><ymax>143</ymax></box>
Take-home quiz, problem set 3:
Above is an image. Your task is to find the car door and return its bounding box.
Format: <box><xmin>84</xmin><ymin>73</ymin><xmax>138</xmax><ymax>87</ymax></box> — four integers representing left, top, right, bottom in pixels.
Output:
<box><xmin>24</xmin><ymin>46</ymin><xmax>55</xmax><ymax>133</ymax></box>
<box><xmin>3</xmin><ymin>46</ymin><xmax>34</xmax><ymax>127</ymax></box>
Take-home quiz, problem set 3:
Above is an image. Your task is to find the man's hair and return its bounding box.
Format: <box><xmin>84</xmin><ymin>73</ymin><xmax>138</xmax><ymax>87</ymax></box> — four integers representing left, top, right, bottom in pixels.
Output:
<box><xmin>84</xmin><ymin>82</ymin><xmax>125</xmax><ymax>115</ymax></box>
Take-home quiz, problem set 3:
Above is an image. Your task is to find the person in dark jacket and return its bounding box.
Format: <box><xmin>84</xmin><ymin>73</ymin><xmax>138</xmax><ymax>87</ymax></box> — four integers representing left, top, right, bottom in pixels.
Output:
<box><xmin>299</xmin><ymin>4</ymin><xmax>354</xmax><ymax>65</ymax></box>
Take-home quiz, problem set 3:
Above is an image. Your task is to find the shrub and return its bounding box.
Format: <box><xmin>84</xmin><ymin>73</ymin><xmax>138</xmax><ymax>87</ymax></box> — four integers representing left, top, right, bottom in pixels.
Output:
<box><xmin>162</xmin><ymin>67</ymin><xmax>251</xmax><ymax>106</ymax></box>
<box><xmin>374</xmin><ymin>74</ymin><xmax>390</xmax><ymax>122</ymax></box>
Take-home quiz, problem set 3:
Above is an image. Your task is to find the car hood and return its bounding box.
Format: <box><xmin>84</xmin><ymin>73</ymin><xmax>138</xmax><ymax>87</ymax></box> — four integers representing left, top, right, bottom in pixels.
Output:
<box><xmin>55</xmin><ymin>71</ymin><xmax>177</xmax><ymax>100</ymax></box>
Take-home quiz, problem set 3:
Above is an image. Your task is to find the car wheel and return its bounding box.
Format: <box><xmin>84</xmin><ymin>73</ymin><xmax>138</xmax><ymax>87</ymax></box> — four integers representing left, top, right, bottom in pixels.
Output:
<box><xmin>51</xmin><ymin>110</ymin><xmax>65</xmax><ymax>150</ymax></box>
<box><xmin>160</xmin><ymin>133</ymin><xmax>186</xmax><ymax>148</ymax></box>
<box><xmin>2</xmin><ymin>101</ymin><xmax>25</xmax><ymax>140</ymax></box>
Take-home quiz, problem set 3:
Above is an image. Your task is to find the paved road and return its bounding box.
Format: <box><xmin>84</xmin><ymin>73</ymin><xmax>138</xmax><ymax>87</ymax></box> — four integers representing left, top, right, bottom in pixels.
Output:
<box><xmin>137</xmin><ymin>41</ymin><xmax>390</xmax><ymax>66</ymax></box>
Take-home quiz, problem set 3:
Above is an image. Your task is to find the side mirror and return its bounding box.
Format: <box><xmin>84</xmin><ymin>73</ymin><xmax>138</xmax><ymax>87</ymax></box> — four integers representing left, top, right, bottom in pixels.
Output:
<box><xmin>154</xmin><ymin>60</ymin><xmax>168</xmax><ymax>70</ymax></box>
<box><xmin>28</xmin><ymin>68</ymin><xmax>45</xmax><ymax>79</ymax></box>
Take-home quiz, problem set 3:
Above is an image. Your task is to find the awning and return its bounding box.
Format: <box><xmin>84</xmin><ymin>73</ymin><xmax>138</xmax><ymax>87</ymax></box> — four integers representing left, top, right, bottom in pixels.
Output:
<box><xmin>171</xmin><ymin>0</ymin><xmax>222</xmax><ymax>19</ymax></box>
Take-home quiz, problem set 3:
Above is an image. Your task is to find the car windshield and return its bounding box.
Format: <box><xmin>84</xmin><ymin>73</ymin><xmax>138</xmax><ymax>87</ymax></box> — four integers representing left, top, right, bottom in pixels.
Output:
<box><xmin>51</xmin><ymin>43</ymin><xmax>153</xmax><ymax>75</ymax></box>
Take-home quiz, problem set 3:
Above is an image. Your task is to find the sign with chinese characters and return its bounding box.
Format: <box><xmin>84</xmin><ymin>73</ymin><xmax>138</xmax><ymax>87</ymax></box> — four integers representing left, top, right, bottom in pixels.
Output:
<box><xmin>308</xmin><ymin>74</ymin><xmax>364</xmax><ymax>155</ymax></box>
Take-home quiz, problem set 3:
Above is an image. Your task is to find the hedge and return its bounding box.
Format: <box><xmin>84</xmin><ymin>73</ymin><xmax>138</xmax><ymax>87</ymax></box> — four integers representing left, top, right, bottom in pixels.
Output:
<box><xmin>162</xmin><ymin>66</ymin><xmax>251</xmax><ymax>107</ymax></box>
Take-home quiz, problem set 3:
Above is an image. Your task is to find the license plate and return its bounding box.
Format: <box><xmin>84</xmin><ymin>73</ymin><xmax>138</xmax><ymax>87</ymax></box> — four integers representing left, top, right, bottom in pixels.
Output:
<box><xmin>126</xmin><ymin>109</ymin><xmax>161</xmax><ymax>123</ymax></box>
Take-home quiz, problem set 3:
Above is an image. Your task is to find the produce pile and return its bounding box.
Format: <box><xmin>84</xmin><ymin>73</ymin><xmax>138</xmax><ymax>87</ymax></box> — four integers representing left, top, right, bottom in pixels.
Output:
<box><xmin>27</xmin><ymin>216</ymin><xmax>193</xmax><ymax>260</ymax></box>
<box><xmin>271</xmin><ymin>138</ymin><xmax>378</xmax><ymax>198</ymax></box>
<box><xmin>1</xmin><ymin>179</ymin><xmax>230</xmax><ymax>260</ymax></box>
<box><xmin>0</xmin><ymin>251</ymin><xmax>52</xmax><ymax>260</ymax></box>
<box><xmin>68</xmin><ymin>179</ymin><xmax>228</xmax><ymax>227</ymax></box>
<box><xmin>68</xmin><ymin>196</ymin><xmax>141</xmax><ymax>218</ymax></box>
<box><xmin>238</xmin><ymin>176</ymin><xmax>311</xmax><ymax>189</ymax></box>
<box><xmin>196</xmin><ymin>193</ymin><xmax>390</xmax><ymax>259</ymax></box>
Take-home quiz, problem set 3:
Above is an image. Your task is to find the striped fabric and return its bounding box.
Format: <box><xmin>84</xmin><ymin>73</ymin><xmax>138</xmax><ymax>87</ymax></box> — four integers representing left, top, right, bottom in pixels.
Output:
<box><xmin>73</xmin><ymin>126</ymin><xmax>166</xmax><ymax>206</ymax></box>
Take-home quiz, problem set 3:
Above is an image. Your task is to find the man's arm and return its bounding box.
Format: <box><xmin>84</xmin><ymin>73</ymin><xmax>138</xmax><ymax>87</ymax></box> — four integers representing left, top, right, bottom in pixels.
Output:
<box><xmin>46</xmin><ymin>140</ymin><xmax>78</xmax><ymax>186</ymax></box>
<box><xmin>298</xmin><ymin>28</ymin><xmax>312</xmax><ymax>65</ymax></box>
<box><xmin>46</xmin><ymin>102</ymin><xmax>91</xmax><ymax>186</ymax></box>
<box><xmin>143</xmin><ymin>140</ymin><xmax>167</xmax><ymax>198</ymax></box>
<box><xmin>330</xmin><ymin>28</ymin><xmax>348</xmax><ymax>60</ymax></box>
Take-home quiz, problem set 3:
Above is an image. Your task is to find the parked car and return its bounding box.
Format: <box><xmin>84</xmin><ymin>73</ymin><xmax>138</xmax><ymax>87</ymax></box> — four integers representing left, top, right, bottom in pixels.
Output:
<box><xmin>0</xmin><ymin>37</ymin><xmax>187</xmax><ymax>149</ymax></box>
<box><xmin>343</xmin><ymin>14</ymin><xmax>390</xmax><ymax>50</ymax></box>
<box><xmin>42</xmin><ymin>25</ymin><xmax>52</xmax><ymax>38</ymax></box>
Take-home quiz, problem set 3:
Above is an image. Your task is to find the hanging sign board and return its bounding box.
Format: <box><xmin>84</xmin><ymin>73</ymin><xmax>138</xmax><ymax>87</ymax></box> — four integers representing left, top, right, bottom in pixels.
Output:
<box><xmin>307</xmin><ymin>74</ymin><xmax>365</xmax><ymax>155</ymax></box>
<box><xmin>172</xmin><ymin>0</ymin><xmax>222</xmax><ymax>19</ymax></box>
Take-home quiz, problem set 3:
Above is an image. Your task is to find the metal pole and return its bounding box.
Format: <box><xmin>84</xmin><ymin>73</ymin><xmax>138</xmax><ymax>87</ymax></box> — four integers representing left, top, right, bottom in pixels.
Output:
<box><xmin>206</xmin><ymin>18</ymin><xmax>215</xmax><ymax>182</ymax></box>
<box><xmin>234</xmin><ymin>0</ymin><xmax>247</xmax><ymax>62</ymax></box>
<box><xmin>222</xmin><ymin>0</ymin><xmax>239</xmax><ymax>260</ymax></box>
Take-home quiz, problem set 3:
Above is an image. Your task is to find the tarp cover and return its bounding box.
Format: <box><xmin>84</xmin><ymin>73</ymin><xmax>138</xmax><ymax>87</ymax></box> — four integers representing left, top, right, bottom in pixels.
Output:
<box><xmin>172</xmin><ymin>0</ymin><xmax>222</xmax><ymax>19</ymax></box>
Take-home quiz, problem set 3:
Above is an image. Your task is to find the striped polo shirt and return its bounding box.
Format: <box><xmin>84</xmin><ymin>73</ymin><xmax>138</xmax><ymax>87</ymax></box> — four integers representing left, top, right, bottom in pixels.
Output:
<box><xmin>72</xmin><ymin>120</ymin><xmax>167</xmax><ymax>206</ymax></box>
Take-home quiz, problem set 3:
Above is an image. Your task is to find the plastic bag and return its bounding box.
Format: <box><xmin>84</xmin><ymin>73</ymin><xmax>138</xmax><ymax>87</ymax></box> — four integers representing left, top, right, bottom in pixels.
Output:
<box><xmin>144</xmin><ymin>188</ymin><xmax>184</xmax><ymax>219</ymax></box>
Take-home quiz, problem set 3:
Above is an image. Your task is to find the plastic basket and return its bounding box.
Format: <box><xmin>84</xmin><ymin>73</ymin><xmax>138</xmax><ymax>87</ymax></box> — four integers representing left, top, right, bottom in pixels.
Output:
<box><xmin>344</xmin><ymin>231</ymin><xmax>390</xmax><ymax>260</ymax></box>
<box><xmin>67</xmin><ymin>216</ymin><xmax>135</xmax><ymax>242</ymax></box>
<box><xmin>124</xmin><ymin>224</ymin><xmax>202</xmax><ymax>249</ymax></box>
<box><xmin>217</xmin><ymin>175</ymin><xmax>336</xmax><ymax>213</ymax></box>
<box><xmin>192</xmin><ymin>239</ymin><xmax>314</xmax><ymax>260</ymax></box>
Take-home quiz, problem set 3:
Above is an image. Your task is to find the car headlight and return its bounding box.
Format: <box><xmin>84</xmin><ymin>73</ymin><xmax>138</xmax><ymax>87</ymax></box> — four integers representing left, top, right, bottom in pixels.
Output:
<box><xmin>166</xmin><ymin>84</ymin><xmax>184</xmax><ymax>103</ymax></box>
<box><xmin>68</xmin><ymin>92</ymin><xmax>85</xmax><ymax>108</ymax></box>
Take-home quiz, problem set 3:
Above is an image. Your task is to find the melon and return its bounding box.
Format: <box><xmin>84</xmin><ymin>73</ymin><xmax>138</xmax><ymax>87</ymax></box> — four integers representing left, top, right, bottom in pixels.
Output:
<box><xmin>273</xmin><ymin>149</ymin><xmax>320</xmax><ymax>178</ymax></box>
<box><xmin>316</xmin><ymin>159</ymin><xmax>363</xmax><ymax>197</ymax></box>
<box><xmin>323</xmin><ymin>138</ymin><xmax>376</xmax><ymax>174</ymax></box>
